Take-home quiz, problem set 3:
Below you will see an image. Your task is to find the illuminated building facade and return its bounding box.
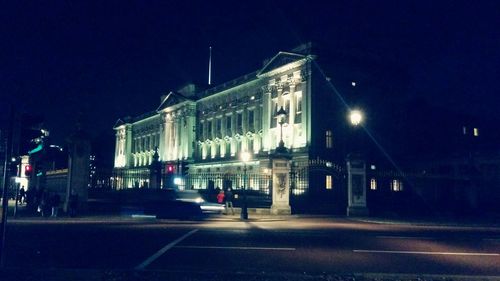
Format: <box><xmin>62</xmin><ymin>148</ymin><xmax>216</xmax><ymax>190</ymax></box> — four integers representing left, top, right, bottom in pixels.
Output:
<box><xmin>113</xmin><ymin>44</ymin><xmax>350</xmax><ymax>209</ymax></box>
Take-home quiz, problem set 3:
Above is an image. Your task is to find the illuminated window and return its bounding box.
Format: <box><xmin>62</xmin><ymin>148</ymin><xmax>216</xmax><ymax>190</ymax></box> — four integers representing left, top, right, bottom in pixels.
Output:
<box><xmin>270</xmin><ymin>99</ymin><xmax>278</xmax><ymax>128</ymax></box>
<box><xmin>284</xmin><ymin>97</ymin><xmax>290</xmax><ymax>118</ymax></box>
<box><xmin>370</xmin><ymin>178</ymin><xmax>377</xmax><ymax>190</ymax></box>
<box><xmin>295</xmin><ymin>94</ymin><xmax>302</xmax><ymax>123</ymax></box>
<box><xmin>325</xmin><ymin>175</ymin><xmax>332</xmax><ymax>189</ymax></box>
<box><xmin>391</xmin><ymin>179</ymin><xmax>403</xmax><ymax>192</ymax></box>
<box><xmin>326</xmin><ymin>130</ymin><xmax>333</xmax><ymax>148</ymax></box>
<box><xmin>473</xmin><ymin>128</ymin><xmax>479</xmax><ymax>137</ymax></box>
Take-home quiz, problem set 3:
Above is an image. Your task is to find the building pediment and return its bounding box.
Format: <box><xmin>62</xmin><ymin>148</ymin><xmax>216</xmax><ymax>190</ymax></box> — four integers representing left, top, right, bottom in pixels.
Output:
<box><xmin>156</xmin><ymin>91</ymin><xmax>193</xmax><ymax>112</ymax></box>
<box><xmin>113</xmin><ymin>117</ymin><xmax>131</xmax><ymax>129</ymax></box>
<box><xmin>257</xmin><ymin>52</ymin><xmax>307</xmax><ymax>77</ymax></box>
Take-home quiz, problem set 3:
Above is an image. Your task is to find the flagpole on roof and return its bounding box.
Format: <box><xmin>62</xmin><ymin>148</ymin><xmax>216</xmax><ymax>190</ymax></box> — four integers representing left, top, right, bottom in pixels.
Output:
<box><xmin>208</xmin><ymin>46</ymin><xmax>212</xmax><ymax>86</ymax></box>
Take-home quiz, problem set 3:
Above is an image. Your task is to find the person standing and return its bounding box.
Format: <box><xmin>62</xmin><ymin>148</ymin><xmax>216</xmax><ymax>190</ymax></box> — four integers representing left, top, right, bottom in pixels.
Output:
<box><xmin>216</xmin><ymin>190</ymin><xmax>225</xmax><ymax>204</ymax></box>
<box><xmin>224</xmin><ymin>188</ymin><xmax>235</xmax><ymax>215</ymax></box>
<box><xmin>19</xmin><ymin>186</ymin><xmax>26</xmax><ymax>204</ymax></box>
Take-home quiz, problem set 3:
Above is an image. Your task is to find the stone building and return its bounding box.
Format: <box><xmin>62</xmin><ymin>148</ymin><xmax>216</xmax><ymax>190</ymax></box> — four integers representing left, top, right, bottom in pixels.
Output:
<box><xmin>113</xmin><ymin>44</ymin><xmax>352</xmax><ymax>211</ymax></box>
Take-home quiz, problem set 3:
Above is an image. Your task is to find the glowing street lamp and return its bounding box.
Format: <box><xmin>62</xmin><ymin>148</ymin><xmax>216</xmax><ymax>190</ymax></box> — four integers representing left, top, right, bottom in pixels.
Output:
<box><xmin>275</xmin><ymin>106</ymin><xmax>288</xmax><ymax>153</ymax></box>
<box><xmin>240</xmin><ymin>151</ymin><xmax>251</xmax><ymax>220</ymax></box>
<box><xmin>349</xmin><ymin>109</ymin><xmax>363</xmax><ymax>126</ymax></box>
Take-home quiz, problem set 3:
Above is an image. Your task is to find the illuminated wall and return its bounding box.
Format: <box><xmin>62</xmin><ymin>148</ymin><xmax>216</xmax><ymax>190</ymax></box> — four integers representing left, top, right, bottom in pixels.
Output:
<box><xmin>114</xmin><ymin>50</ymin><xmax>314</xmax><ymax>190</ymax></box>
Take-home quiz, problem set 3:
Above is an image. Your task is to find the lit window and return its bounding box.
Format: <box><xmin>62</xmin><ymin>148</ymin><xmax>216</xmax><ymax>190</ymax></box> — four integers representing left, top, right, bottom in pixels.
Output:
<box><xmin>351</xmin><ymin>81</ymin><xmax>356</xmax><ymax>87</ymax></box>
<box><xmin>270</xmin><ymin>99</ymin><xmax>278</xmax><ymax>128</ymax></box>
<box><xmin>391</xmin><ymin>179</ymin><xmax>403</xmax><ymax>192</ymax></box>
<box><xmin>326</xmin><ymin>175</ymin><xmax>332</xmax><ymax>189</ymax></box>
<box><xmin>370</xmin><ymin>178</ymin><xmax>377</xmax><ymax>190</ymax></box>
<box><xmin>295</xmin><ymin>93</ymin><xmax>302</xmax><ymax>123</ymax></box>
<box><xmin>473</xmin><ymin>128</ymin><xmax>479</xmax><ymax>137</ymax></box>
<box><xmin>326</xmin><ymin>130</ymin><xmax>333</xmax><ymax>148</ymax></box>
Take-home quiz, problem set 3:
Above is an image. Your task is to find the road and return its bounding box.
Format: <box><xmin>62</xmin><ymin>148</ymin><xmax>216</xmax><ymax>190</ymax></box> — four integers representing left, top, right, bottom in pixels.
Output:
<box><xmin>3</xmin><ymin>215</ymin><xmax>500</xmax><ymax>278</ymax></box>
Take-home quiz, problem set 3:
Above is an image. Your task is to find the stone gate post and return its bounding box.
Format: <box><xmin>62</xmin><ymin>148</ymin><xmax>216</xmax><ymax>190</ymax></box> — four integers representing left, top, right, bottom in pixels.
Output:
<box><xmin>270</xmin><ymin>153</ymin><xmax>292</xmax><ymax>215</ymax></box>
<box><xmin>66</xmin><ymin>130</ymin><xmax>90</xmax><ymax>213</ymax></box>
<box><xmin>346</xmin><ymin>154</ymin><xmax>369</xmax><ymax>216</ymax></box>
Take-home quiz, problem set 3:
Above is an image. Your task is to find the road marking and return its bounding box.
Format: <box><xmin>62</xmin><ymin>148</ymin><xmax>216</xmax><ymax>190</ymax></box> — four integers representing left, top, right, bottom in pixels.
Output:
<box><xmin>353</xmin><ymin>249</ymin><xmax>499</xmax><ymax>256</ymax></box>
<box><xmin>175</xmin><ymin>245</ymin><xmax>296</xmax><ymax>251</ymax></box>
<box><xmin>135</xmin><ymin>229</ymin><xmax>199</xmax><ymax>270</ymax></box>
<box><xmin>376</xmin><ymin>236</ymin><xmax>436</xmax><ymax>240</ymax></box>
<box><xmin>483</xmin><ymin>238</ymin><xmax>500</xmax><ymax>243</ymax></box>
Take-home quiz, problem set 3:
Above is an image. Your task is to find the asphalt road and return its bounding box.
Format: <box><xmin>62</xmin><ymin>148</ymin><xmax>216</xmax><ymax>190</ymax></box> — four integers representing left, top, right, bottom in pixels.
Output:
<box><xmin>3</xmin><ymin>215</ymin><xmax>500</xmax><ymax>278</ymax></box>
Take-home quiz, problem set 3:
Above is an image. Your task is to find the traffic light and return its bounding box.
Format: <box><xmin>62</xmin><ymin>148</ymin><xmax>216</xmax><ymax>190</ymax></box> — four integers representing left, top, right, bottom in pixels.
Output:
<box><xmin>166</xmin><ymin>164</ymin><xmax>174</xmax><ymax>173</ymax></box>
<box><xmin>24</xmin><ymin>164</ymin><xmax>33</xmax><ymax>177</ymax></box>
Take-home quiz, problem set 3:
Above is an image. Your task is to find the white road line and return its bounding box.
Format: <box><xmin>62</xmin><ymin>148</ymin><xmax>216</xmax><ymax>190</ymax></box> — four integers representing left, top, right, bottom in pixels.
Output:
<box><xmin>135</xmin><ymin>229</ymin><xmax>199</xmax><ymax>270</ymax></box>
<box><xmin>175</xmin><ymin>245</ymin><xmax>296</xmax><ymax>251</ymax></box>
<box><xmin>483</xmin><ymin>238</ymin><xmax>500</xmax><ymax>243</ymax></box>
<box><xmin>376</xmin><ymin>236</ymin><xmax>436</xmax><ymax>240</ymax></box>
<box><xmin>353</xmin><ymin>249</ymin><xmax>499</xmax><ymax>256</ymax></box>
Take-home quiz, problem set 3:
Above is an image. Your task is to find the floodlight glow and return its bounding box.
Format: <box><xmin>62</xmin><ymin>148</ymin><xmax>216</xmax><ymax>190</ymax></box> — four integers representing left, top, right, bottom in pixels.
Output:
<box><xmin>173</xmin><ymin>177</ymin><xmax>182</xmax><ymax>185</ymax></box>
<box><xmin>240</xmin><ymin>151</ymin><xmax>251</xmax><ymax>163</ymax></box>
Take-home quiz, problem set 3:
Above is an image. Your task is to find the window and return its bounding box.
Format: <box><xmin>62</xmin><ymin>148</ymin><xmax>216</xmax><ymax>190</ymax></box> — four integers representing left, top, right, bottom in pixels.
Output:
<box><xmin>474</xmin><ymin>128</ymin><xmax>479</xmax><ymax>137</ymax></box>
<box><xmin>216</xmin><ymin>118</ymin><xmax>222</xmax><ymax>138</ymax></box>
<box><xmin>325</xmin><ymin>175</ymin><xmax>332</xmax><ymax>189</ymax></box>
<box><xmin>226</xmin><ymin>116</ymin><xmax>232</xmax><ymax>135</ymax></box>
<box><xmin>248</xmin><ymin>109</ymin><xmax>255</xmax><ymax>131</ymax></box>
<box><xmin>237</xmin><ymin>112</ymin><xmax>243</xmax><ymax>133</ymax></box>
<box><xmin>284</xmin><ymin>98</ymin><xmax>290</xmax><ymax>120</ymax></box>
<box><xmin>326</xmin><ymin>130</ymin><xmax>333</xmax><ymax>148</ymax></box>
<box><xmin>391</xmin><ymin>179</ymin><xmax>403</xmax><ymax>192</ymax></box>
<box><xmin>199</xmin><ymin>123</ymin><xmax>204</xmax><ymax>140</ymax></box>
<box><xmin>370</xmin><ymin>178</ymin><xmax>377</xmax><ymax>190</ymax></box>
<box><xmin>270</xmin><ymin>99</ymin><xmax>278</xmax><ymax>128</ymax></box>
<box><xmin>207</xmin><ymin>120</ymin><xmax>212</xmax><ymax>138</ymax></box>
<box><xmin>295</xmin><ymin>94</ymin><xmax>302</xmax><ymax>123</ymax></box>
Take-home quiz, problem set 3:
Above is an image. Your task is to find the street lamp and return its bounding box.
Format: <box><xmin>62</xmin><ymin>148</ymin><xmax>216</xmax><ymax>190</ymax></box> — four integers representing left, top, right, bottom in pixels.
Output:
<box><xmin>348</xmin><ymin>109</ymin><xmax>364</xmax><ymax>156</ymax></box>
<box><xmin>276</xmin><ymin>106</ymin><xmax>288</xmax><ymax>153</ymax></box>
<box><xmin>349</xmin><ymin>109</ymin><xmax>363</xmax><ymax>126</ymax></box>
<box><xmin>240</xmin><ymin>151</ymin><xmax>251</xmax><ymax>220</ymax></box>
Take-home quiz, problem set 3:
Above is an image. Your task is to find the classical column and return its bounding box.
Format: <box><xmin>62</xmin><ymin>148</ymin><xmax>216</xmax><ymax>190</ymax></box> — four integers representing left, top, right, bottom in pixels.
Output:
<box><xmin>346</xmin><ymin>154</ymin><xmax>369</xmax><ymax>216</ymax></box>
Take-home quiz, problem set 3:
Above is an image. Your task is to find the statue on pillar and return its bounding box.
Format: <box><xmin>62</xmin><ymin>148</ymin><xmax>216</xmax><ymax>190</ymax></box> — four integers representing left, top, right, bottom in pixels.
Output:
<box><xmin>149</xmin><ymin>147</ymin><xmax>162</xmax><ymax>189</ymax></box>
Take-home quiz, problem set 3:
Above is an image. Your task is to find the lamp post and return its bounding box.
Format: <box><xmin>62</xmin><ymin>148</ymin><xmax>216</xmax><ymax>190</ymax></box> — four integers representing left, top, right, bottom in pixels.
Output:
<box><xmin>276</xmin><ymin>106</ymin><xmax>288</xmax><ymax>153</ymax></box>
<box><xmin>240</xmin><ymin>151</ymin><xmax>251</xmax><ymax>220</ymax></box>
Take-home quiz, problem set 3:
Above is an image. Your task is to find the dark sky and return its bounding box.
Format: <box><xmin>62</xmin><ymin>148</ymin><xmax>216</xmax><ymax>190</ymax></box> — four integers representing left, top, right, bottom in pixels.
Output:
<box><xmin>1</xmin><ymin>1</ymin><xmax>499</xmax><ymax>145</ymax></box>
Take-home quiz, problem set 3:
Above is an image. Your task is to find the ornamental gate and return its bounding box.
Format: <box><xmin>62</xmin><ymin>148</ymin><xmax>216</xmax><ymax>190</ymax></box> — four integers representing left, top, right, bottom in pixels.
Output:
<box><xmin>290</xmin><ymin>158</ymin><xmax>347</xmax><ymax>214</ymax></box>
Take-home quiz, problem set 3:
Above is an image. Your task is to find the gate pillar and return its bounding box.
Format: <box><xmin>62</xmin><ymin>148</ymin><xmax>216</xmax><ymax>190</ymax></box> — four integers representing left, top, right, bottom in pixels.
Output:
<box><xmin>66</xmin><ymin>129</ymin><xmax>90</xmax><ymax>213</ymax></box>
<box><xmin>346</xmin><ymin>154</ymin><xmax>369</xmax><ymax>216</ymax></box>
<box><xmin>270</xmin><ymin>153</ymin><xmax>292</xmax><ymax>215</ymax></box>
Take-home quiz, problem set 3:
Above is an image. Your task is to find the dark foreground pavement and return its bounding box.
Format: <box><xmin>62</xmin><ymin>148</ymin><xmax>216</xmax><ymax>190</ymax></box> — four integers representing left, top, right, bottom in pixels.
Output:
<box><xmin>1</xmin><ymin>269</ymin><xmax>500</xmax><ymax>281</ymax></box>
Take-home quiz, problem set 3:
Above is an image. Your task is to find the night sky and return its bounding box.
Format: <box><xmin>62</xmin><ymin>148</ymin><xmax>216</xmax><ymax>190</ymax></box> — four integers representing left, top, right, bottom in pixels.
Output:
<box><xmin>2</xmin><ymin>1</ymin><xmax>499</xmax><ymax>147</ymax></box>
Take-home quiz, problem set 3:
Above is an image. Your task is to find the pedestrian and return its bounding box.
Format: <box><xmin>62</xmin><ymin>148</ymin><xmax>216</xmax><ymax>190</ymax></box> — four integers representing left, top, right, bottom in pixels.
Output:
<box><xmin>224</xmin><ymin>188</ymin><xmax>235</xmax><ymax>215</ymax></box>
<box><xmin>69</xmin><ymin>192</ymin><xmax>78</xmax><ymax>217</ymax></box>
<box><xmin>19</xmin><ymin>186</ymin><xmax>26</xmax><ymax>204</ymax></box>
<box><xmin>216</xmin><ymin>189</ymin><xmax>225</xmax><ymax>204</ymax></box>
<box><xmin>51</xmin><ymin>193</ymin><xmax>61</xmax><ymax>217</ymax></box>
